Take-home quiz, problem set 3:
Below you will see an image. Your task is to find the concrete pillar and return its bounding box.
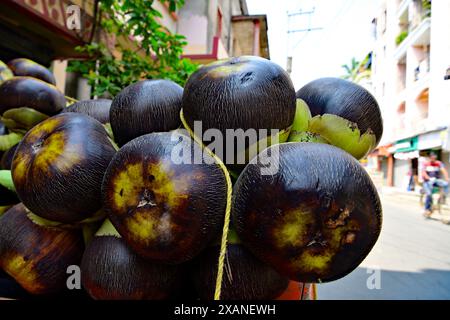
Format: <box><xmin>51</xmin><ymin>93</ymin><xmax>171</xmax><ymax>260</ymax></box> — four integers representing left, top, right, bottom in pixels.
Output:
<box><xmin>51</xmin><ymin>59</ymin><xmax>68</xmax><ymax>93</ymax></box>
<box><xmin>252</xmin><ymin>19</ymin><xmax>260</xmax><ymax>56</ymax></box>
<box><xmin>387</xmin><ymin>155</ymin><xmax>394</xmax><ymax>187</ymax></box>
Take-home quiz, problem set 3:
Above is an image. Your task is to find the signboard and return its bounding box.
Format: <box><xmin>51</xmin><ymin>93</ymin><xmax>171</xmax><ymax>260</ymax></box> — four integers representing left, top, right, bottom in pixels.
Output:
<box><xmin>417</xmin><ymin>130</ymin><xmax>446</xmax><ymax>150</ymax></box>
<box><xmin>394</xmin><ymin>137</ymin><xmax>418</xmax><ymax>153</ymax></box>
<box><xmin>8</xmin><ymin>0</ymin><xmax>94</xmax><ymax>43</ymax></box>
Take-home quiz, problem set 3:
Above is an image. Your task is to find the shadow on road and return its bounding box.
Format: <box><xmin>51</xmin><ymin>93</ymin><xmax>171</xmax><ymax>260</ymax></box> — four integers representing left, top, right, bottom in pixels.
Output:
<box><xmin>317</xmin><ymin>266</ymin><xmax>450</xmax><ymax>300</ymax></box>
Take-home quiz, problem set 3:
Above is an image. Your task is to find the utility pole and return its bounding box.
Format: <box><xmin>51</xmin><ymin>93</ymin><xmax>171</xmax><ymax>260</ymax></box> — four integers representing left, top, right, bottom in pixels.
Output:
<box><xmin>286</xmin><ymin>8</ymin><xmax>322</xmax><ymax>75</ymax></box>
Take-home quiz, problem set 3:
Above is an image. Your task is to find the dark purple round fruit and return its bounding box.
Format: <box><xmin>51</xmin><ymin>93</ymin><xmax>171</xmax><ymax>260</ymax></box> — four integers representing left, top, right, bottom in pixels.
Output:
<box><xmin>11</xmin><ymin>113</ymin><xmax>116</xmax><ymax>223</ymax></box>
<box><xmin>7</xmin><ymin>58</ymin><xmax>56</xmax><ymax>85</ymax></box>
<box><xmin>61</xmin><ymin>99</ymin><xmax>112</xmax><ymax>124</ymax></box>
<box><xmin>192</xmin><ymin>243</ymin><xmax>289</xmax><ymax>300</ymax></box>
<box><xmin>232</xmin><ymin>142</ymin><xmax>382</xmax><ymax>283</ymax></box>
<box><xmin>0</xmin><ymin>77</ymin><xmax>65</xmax><ymax>115</ymax></box>
<box><xmin>102</xmin><ymin>131</ymin><xmax>228</xmax><ymax>264</ymax></box>
<box><xmin>81</xmin><ymin>220</ymin><xmax>182</xmax><ymax>300</ymax></box>
<box><xmin>110</xmin><ymin>79</ymin><xmax>183</xmax><ymax>146</ymax></box>
<box><xmin>182</xmin><ymin>55</ymin><xmax>296</xmax><ymax>167</ymax></box>
<box><xmin>0</xmin><ymin>203</ymin><xmax>84</xmax><ymax>295</ymax></box>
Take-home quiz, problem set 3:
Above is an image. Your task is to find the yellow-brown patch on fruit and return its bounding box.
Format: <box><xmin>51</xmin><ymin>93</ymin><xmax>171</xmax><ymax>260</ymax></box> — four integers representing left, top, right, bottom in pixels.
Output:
<box><xmin>112</xmin><ymin>162</ymin><xmax>144</xmax><ymax>212</ymax></box>
<box><xmin>33</xmin><ymin>131</ymin><xmax>83</xmax><ymax>173</ymax></box>
<box><xmin>147</xmin><ymin>162</ymin><xmax>189</xmax><ymax>209</ymax></box>
<box><xmin>326</xmin><ymin>218</ymin><xmax>360</xmax><ymax>247</ymax></box>
<box><xmin>12</xmin><ymin>153</ymin><xmax>32</xmax><ymax>183</ymax></box>
<box><xmin>292</xmin><ymin>213</ymin><xmax>360</xmax><ymax>274</ymax></box>
<box><xmin>295</xmin><ymin>250</ymin><xmax>334</xmax><ymax>273</ymax></box>
<box><xmin>2</xmin><ymin>253</ymin><xmax>43</xmax><ymax>293</ymax></box>
<box><xmin>125</xmin><ymin>211</ymin><xmax>158</xmax><ymax>242</ymax></box>
<box><xmin>207</xmin><ymin>64</ymin><xmax>246</xmax><ymax>78</ymax></box>
<box><xmin>26</xmin><ymin>116</ymin><xmax>61</xmax><ymax>141</ymax></box>
<box><xmin>273</xmin><ymin>207</ymin><xmax>314</xmax><ymax>248</ymax></box>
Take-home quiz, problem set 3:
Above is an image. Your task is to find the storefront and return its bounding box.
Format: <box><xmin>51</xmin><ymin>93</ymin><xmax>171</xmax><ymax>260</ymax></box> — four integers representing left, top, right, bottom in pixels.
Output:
<box><xmin>386</xmin><ymin>128</ymin><xmax>449</xmax><ymax>191</ymax></box>
<box><xmin>392</xmin><ymin>137</ymin><xmax>419</xmax><ymax>190</ymax></box>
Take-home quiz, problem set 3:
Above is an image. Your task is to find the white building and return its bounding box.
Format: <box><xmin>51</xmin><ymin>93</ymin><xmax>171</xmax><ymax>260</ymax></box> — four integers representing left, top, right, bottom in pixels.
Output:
<box><xmin>370</xmin><ymin>0</ymin><xmax>450</xmax><ymax>189</ymax></box>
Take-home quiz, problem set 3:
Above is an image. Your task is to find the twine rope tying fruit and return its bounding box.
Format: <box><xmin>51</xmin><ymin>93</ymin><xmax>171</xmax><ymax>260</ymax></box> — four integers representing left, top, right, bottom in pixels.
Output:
<box><xmin>180</xmin><ymin>109</ymin><xmax>232</xmax><ymax>301</ymax></box>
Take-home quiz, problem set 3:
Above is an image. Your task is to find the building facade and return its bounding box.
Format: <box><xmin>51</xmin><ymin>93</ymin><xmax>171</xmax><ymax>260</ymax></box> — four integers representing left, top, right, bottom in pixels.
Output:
<box><xmin>0</xmin><ymin>0</ymin><xmax>269</xmax><ymax>98</ymax></box>
<box><xmin>178</xmin><ymin>0</ymin><xmax>269</xmax><ymax>64</ymax></box>
<box><xmin>369</xmin><ymin>0</ymin><xmax>450</xmax><ymax>191</ymax></box>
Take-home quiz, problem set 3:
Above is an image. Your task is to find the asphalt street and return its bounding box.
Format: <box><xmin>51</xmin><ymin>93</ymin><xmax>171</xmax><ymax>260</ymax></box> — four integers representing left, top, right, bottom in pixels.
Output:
<box><xmin>317</xmin><ymin>192</ymin><xmax>450</xmax><ymax>299</ymax></box>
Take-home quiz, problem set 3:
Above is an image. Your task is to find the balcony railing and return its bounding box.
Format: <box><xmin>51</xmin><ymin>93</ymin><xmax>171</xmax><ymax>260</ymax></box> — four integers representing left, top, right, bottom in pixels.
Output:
<box><xmin>394</xmin><ymin>17</ymin><xmax>430</xmax><ymax>60</ymax></box>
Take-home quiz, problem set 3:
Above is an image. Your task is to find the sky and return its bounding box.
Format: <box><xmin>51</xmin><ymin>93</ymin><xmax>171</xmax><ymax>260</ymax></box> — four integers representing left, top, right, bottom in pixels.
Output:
<box><xmin>246</xmin><ymin>0</ymin><xmax>381</xmax><ymax>90</ymax></box>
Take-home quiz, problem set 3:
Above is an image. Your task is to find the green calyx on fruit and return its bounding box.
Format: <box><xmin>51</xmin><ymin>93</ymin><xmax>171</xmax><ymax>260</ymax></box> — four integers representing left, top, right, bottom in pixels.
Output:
<box><xmin>0</xmin><ymin>203</ymin><xmax>84</xmax><ymax>295</ymax></box>
<box><xmin>21</xmin><ymin>205</ymin><xmax>105</xmax><ymax>230</ymax></box>
<box><xmin>95</xmin><ymin>219</ymin><xmax>121</xmax><ymax>237</ymax></box>
<box><xmin>290</xmin><ymin>99</ymin><xmax>311</xmax><ymax>133</ymax></box>
<box><xmin>0</xmin><ymin>132</ymin><xmax>23</xmax><ymax>151</ymax></box>
<box><xmin>0</xmin><ymin>60</ymin><xmax>13</xmax><ymax>84</ymax></box>
<box><xmin>288</xmin><ymin>99</ymin><xmax>329</xmax><ymax>144</ymax></box>
<box><xmin>308</xmin><ymin>114</ymin><xmax>377</xmax><ymax>160</ymax></box>
<box><xmin>102</xmin><ymin>131</ymin><xmax>229</xmax><ymax>264</ymax></box>
<box><xmin>26</xmin><ymin>210</ymin><xmax>66</xmax><ymax>228</ymax></box>
<box><xmin>0</xmin><ymin>170</ymin><xmax>15</xmax><ymax>191</ymax></box>
<box><xmin>232</xmin><ymin>142</ymin><xmax>382</xmax><ymax>283</ymax></box>
<box><xmin>1</xmin><ymin>107</ymin><xmax>49</xmax><ymax>131</ymax></box>
<box><xmin>294</xmin><ymin>77</ymin><xmax>383</xmax><ymax>159</ymax></box>
<box><xmin>11</xmin><ymin>113</ymin><xmax>116</xmax><ymax>223</ymax></box>
<box><xmin>288</xmin><ymin>98</ymin><xmax>377</xmax><ymax>159</ymax></box>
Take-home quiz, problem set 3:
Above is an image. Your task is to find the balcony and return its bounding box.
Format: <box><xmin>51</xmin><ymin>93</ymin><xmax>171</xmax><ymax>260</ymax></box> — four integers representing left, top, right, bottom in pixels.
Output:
<box><xmin>412</xmin><ymin>73</ymin><xmax>430</xmax><ymax>102</ymax></box>
<box><xmin>397</xmin><ymin>0</ymin><xmax>411</xmax><ymax>23</ymax></box>
<box><xmin>394</xmin><ymin>17</ymin><xmax>430</xmax><ymax>61</ymax></box>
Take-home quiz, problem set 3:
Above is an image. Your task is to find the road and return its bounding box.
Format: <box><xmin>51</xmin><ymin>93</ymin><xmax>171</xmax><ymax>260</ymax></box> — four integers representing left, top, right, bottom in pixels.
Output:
<box><xmin>316</xmin><ymin>192</ymin><xmax>450</xmax><ymax>300</ymax></box>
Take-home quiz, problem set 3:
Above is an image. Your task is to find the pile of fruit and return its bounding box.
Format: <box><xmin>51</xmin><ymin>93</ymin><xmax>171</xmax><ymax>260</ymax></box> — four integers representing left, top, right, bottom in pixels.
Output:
<box><xmin>0</xmin><ymin>56</ymin><xmax>383</xmax><ymax>300</ymax></box>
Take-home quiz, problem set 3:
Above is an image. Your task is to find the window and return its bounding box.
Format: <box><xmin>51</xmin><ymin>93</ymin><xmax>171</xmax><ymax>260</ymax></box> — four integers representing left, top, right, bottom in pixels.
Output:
<box><xmin>216</xmin><ymin>8</ymin><xmax>223</xmax><ymax>37</ymax></box>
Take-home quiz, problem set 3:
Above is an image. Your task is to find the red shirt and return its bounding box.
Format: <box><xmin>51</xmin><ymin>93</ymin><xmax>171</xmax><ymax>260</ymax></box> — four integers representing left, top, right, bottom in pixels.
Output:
<box><xmin>423</xmin><ymin>160</ymin><xmax>443</xmax><ymax>180</ymax></box>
